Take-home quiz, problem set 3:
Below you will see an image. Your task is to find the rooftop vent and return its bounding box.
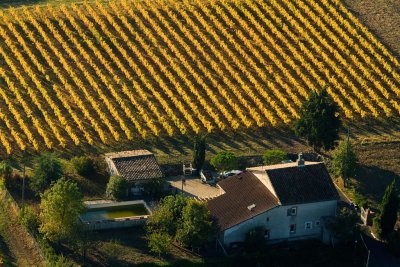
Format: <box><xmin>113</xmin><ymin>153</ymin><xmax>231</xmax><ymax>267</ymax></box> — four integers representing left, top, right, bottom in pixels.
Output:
<box><xmin>247</xmin><ymin>204</ymin><xmax>256</xmax><ymax>211</ymax></box>
<box><xmin>297</xmin><ymin>153</ymin><xmax>305</xmax><ymax>167</ymax></box>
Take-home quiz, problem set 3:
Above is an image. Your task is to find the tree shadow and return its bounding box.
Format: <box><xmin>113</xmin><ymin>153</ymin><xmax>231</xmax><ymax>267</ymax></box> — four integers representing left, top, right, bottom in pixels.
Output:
<box><xmin>351</xmin><ymin>164</ymin><xmax>400</xmax><ymax>205</ymax></box>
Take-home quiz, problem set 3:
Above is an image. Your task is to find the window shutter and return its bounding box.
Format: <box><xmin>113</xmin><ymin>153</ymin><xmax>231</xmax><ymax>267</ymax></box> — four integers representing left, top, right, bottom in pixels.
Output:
<box><xmin>287</xmin><ymin>208</ymin><xmax>291</xmax><ymax>216</ymax></box>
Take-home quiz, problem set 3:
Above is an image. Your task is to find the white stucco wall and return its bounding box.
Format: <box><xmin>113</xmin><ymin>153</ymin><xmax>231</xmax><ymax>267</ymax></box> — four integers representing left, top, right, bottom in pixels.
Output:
<box><xmin>223</xmin><ymin>200</ymin><xmax>337</xmax><ymax>246</ymax></box>
<box><xmin>105</xmin><ymin>157</ymin><xmax>119</xmax><ymax>176</ymax></box>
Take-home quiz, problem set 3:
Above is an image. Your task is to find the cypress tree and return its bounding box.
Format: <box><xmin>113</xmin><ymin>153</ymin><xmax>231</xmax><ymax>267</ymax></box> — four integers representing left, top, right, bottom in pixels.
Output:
<box><xmin>373</xmin><ymin>180</ymin><xmax>399</xmax><ymax>239</ymax></box>
<box><xmin>192</xmin><ymin>134</ymin><xmax>206</xmax><ymax>171</ymax></box>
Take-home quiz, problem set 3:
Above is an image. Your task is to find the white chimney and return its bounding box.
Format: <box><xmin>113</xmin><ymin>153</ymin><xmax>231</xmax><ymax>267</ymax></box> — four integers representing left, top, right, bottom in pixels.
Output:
<box><xmin>247</xmin><ymin>204</ymin><xmax>256</xmax><ymax>211</ymax></box>
<box><xmin>297</xmin><ymin>153</ymin><xmax>305</xmax><ymax>167</ymax></box>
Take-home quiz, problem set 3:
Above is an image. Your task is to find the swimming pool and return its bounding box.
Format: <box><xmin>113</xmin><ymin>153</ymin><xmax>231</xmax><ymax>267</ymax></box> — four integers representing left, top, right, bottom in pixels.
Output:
<box><xmin>80</xmin><ymin>200</ymin><xmax>152</xmax><ymax>230</ymax></box>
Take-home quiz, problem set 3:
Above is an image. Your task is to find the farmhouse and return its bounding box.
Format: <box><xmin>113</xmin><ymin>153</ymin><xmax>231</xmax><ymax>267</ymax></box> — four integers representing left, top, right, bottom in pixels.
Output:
<box><xmin>105</xmin><ymin>150</ymin><xmax>163</xmax><ymax>195</ymax></box>
<box><xmin>208</xmin><ymin>157</ymin><xmax>339</xmax><ymax>248</ymax></box>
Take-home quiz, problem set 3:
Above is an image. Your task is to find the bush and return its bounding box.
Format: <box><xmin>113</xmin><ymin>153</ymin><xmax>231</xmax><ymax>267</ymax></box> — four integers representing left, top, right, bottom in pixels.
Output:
<box><xmin>244</xmin><ymin>227</ymin><xmax>266</xmax><ymax>252</ymax></box>
<box><xmin>38</xmin><ymin>236</ymin><xmax>79</xmax><ymax>266</ymax></box>
<box><xmin>30</xmin><ymin>153</ymin><xmax>63</xmax><ymax>193</ymax></box>
<box><xmin>19</xmin><ymin>206</ymin><xmax>39</xmax><ymax>234</ymax></box>
<box><xmin>262</xmin><ymin>150</ymin><xmax>288</xmax><ymax>165</ymax></box>
<box><xmin>148</xmin><ymin>232</ymin><xmax>172</xmax><ymax>257</ymax></box>
<box><xmin>210</xmin><ymin>152</ymin><xmax>238</xmax><ymax>172</ymax></box>
<box><xmin>349</xmin><ymin>188</ymin><xmax>368</xmax><ymax>208</ymax></box>
<box><xmin>71</xmin><ymin>156</ymin><xmax>96</xmax><ymax>177</ymax></box>
<box><xmin>106</xmin><ymin>176</ymin><xmax>129</xmax><ymax>201</ymax></box>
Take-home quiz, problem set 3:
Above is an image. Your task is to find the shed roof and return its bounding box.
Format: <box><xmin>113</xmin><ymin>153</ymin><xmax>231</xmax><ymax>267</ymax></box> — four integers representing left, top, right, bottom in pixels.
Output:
<box><xmin>105</xmin><ymin>150</ymin><xmax>163</xmax><ymax>182</ymax></box>
<box><xmin>207</xmin><ymin>171</ymin><xmax>279</xmax><ymax>231</ymax></box>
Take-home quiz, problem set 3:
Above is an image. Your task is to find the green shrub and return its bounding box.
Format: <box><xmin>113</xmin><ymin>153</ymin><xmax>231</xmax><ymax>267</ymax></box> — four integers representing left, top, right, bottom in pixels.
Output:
<box><xmin>71</xmin><ymin>156</ymin><xmax>96</xmax><ymax>177</ymax></box>
<box><xmin>30</xmin><ymin>153</ymin><xmax>63</xmax><ymax>193</ymax></box>
<box><xmin>210</xmin><ymin>152</ymin><xmax>238</xmax><ymax>172</ymax></box>
<box><xmin>19</xmin><ymin>206</ymin><xmax>39</xmax><ymax>234</ymax></box>
<box><xmin>148</xmin><ymin>232</ymin><xmax>172</xmax><ymax>257</ymax></box>
<box><xmin>262</xmin><ymin>150</ymin><xmax>287</xmax><ymax>165</ymax></box>
<box><xmin>106</xmin><ymin>175</ymin><xmax>129</xmax><ymax>201</ymax></box>
<box><xmin>37</xmin><ymin>236</ymin><xmax>79</xmax><ymax>266</ymax></box>
<box><xmin>349</xmin><ymin>188</ymin><xmax>368</xmax><ymax>208</ymax></box>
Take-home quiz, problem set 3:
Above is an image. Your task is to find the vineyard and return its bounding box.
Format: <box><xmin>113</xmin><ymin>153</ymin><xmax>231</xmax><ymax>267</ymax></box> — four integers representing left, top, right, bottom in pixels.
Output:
<box><xmin>0</xmin><ymin>0</ymin><xmax>399</xmax><ymax>154</ymax></box>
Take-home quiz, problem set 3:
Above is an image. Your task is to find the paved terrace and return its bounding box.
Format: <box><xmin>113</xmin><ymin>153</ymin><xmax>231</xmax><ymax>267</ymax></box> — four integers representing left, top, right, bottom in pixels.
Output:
<box><xmin>167</xmin><ymin>175</ymin><xmax>220</xmax><ymax>200</ymax></box>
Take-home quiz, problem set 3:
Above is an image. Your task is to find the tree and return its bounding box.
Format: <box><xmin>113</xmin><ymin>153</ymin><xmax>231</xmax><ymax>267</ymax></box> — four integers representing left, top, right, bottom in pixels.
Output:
<box><xmin>148</xmin><ymin>232</ymin><xmax>172</xmax><ymax>257</ymax></box>
<box><xmin>31</xmin><ymin>153</ymin><xmax>63</xmax><ymax>193</ymax></box>
<box><xmin>39</xmin><ymin>178</ymin><xmax>85</xmax><ymax>243</ymax></box>
<box><xmin>294</xmin><ymin>89</ymin><xmax>341</xmax><ymax>151</ymax></box>
<box><xmin>373</xmin><ymin>180</ymin><xmax>399</xmax><ymax>239</ymax></box>
<box><xmin>332</xmin><ymin>140</ymin><xmax>358</xmax><ymax>187</ymax></box>
<box><xmin>210</xmin><ymin>152</ymin><xmax>238</xmax><ymax>172</ymax></box>
<box><xmin>147</xmin><ymin>194</ymin><xmax>189</xmax><ymax>235</ymax></box>
<box><xmin>328</xmin><ymin>207</ymin><xmax>359</xmax><ymax>239</ymax></box>
<box><xmin>192</xmin><ymin>134</ymin><xmax>207</xmax><ymax>171</ymax></box>
<box><xmin>262</xmin><ymin>150</ymin><xmax>288</xmax><ymax>165</ymax></box>
<box><xmin>176</xmin><ymin>200</ymin><xmax>213</xmax><ymax>249</ymax></box>
<box><xmin>71</xmin><ymin>156</ymin><xmax>96</xmax><ymax>178</ymax></box>
<box><xmin>106</xmin><ymin>175</ymin><xmax>129</xmax><ymax>201</ymax></box>
<box><xmin>0</xmin><ymin>160</ymin><xmax>12</xmax><ymax>188</ymax></box>
<box><xmin>147</xmin><ymin>195</ymin><xmax>213</xmax><ymax>250</ymax></box>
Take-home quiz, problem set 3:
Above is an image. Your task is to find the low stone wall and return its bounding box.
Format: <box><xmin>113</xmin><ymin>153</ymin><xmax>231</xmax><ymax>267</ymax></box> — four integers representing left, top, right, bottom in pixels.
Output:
<box><xmin>83</xmin><ymin>215</ymin><xmax>149</xmax><ymax>231</ymax></box>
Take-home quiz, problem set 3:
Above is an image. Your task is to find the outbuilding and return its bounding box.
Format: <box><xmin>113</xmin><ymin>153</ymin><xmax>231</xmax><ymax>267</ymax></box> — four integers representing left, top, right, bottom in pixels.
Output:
<box><xmin>105</xmin><ymin>150</ymin><xmax>164</xmax><ymax>195</ymax></box>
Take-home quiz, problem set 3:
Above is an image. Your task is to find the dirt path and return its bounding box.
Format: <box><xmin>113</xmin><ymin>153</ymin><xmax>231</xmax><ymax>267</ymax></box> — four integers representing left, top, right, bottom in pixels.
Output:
<box><xmin>0</xmin><ymin>190</ymin><xmax>45</xmax><ymax>267</ymax></box>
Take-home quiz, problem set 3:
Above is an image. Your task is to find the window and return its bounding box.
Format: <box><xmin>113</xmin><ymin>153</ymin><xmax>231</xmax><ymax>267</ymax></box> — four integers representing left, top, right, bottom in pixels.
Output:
<box><xmin>266</xmin><ymin>217</ymin><xmax>269</xmax><ymax>222</ymax></box>
<box><xmin>290</xmin><ymin>224</ymin><xmax>296</xmax><ymax>234</ymax></box>
<box><xmin>287</xmin><ymin>207</ymin><xmax>297</xmax><ymax>216</ymax></box>
<box><xmin>315</xmin><ymin>220</ymin><xmax>321</xmax><ymax>227</ymax></box>
<box><xmin>305</xmin><ymin>221</ymin><xmax>313</xmax><ymax>230</ymax></box>
<box><xmin>291</xmin><ymin>207</ymin><xmax>297</xmax><ymax>216</ymax></box>
<box><xmin>264</xmin><ymin>229</ymin><xmax>270</xmax><ymax>239</ymax></box>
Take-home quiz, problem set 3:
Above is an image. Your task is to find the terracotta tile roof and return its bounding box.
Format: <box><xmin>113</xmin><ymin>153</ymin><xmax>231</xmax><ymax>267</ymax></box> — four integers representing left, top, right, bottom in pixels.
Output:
<box><xmin>106</xmin><ymin>150</ymin><xmax>163</xmax><ymax>182</ymax></box>
<box><xmin>265</xmin><ymin>162</ymin><xmax>339</xmax><ymax>205</ymax></box>
<box><xmin>207</xmin><ymin>171</ymin><xmax>279</xmax><ymax>231</ymax></box>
